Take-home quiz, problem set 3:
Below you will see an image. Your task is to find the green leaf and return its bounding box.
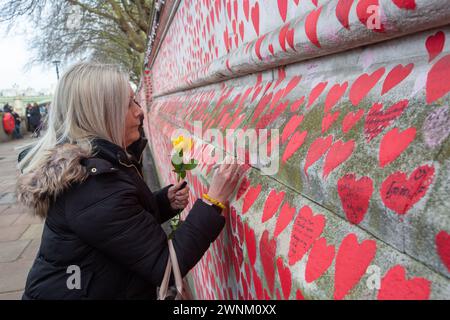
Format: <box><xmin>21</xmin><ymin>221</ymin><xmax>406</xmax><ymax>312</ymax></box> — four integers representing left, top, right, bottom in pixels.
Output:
<box><xmin>180</xmin><ymin>171</ymin><xmax>186</xmax><ymax>179</ymax></box>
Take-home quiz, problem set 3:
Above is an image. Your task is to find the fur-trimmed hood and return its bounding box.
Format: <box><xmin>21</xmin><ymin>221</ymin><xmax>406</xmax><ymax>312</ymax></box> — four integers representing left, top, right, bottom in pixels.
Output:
<box><xmin>16</xmin><ymin>144</ymin><xmax>92</xmax><ymax>218</ymax></box>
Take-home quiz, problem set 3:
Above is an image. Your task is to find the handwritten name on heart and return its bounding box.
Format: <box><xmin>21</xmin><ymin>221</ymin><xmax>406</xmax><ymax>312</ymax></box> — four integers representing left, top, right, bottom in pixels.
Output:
<box><xmin>337</xmin><ymin>174</ymin><xmax>374</xmax><ymax>225</ymax></box>
<box><xmin>288</xmin><ymin>205</ymin><xmax>326</xmax><ymax>266</ymax></box>
<box><xmin>379</xmin><ymin>127</ymin><xmax>416</xmax><ymax>168</ymax></box>
<box><xmin>377</xmin><ymin>265</ymin><xmax>430</xmax><ymax>300</ymax></box>
<box><xmin>305</xmin><ymin>237</ymin><xmax>335</xmax><ymax>283</ymax></box>
<box><xmin>380</xmin><ymin>165</ymin><xmax>435</xmax><ymax>215</ymax></box>
<box><xmin>334</xmin><ymin>233</ymin><xmax>377</xmax><ymax>300</ymax></box>
<box><xmin>364</xmin><ymin>100</ymin><xmax>409</xmax><ymax>142</ymax></box>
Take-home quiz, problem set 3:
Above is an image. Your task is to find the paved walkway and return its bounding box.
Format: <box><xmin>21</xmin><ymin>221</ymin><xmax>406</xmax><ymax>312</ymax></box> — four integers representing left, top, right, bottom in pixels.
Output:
<box><xmin>0</xmin><ymin>135</ymin><xmax>43</xmax><ymax>300</ymax></box>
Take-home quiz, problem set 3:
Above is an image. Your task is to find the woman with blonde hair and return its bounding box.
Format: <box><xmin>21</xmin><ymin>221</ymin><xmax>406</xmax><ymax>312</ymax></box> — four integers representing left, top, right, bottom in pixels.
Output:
<box><xmin>17</xmin><ymin>62</ymin><xmax>242</xmax><ymax>299</ymax></box>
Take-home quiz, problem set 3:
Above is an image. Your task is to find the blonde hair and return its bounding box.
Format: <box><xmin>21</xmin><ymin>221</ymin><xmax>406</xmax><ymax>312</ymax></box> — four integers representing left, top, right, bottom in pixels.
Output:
<box><xmin>18</xmin><ymin>62</ymin><xmax>130</xmax><ymax>174</ymax></box>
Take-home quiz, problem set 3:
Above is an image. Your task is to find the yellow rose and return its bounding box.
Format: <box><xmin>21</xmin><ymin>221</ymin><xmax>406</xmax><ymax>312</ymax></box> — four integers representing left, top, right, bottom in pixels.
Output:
<box><xmin>172</xmin><ymin>135</ymin><xmax>193</xmax><ymax>153</ymax></box>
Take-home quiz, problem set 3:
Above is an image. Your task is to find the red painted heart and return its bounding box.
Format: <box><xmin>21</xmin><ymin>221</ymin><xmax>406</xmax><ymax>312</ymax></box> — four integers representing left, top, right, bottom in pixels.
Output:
<box><xmin>380</xmin><ymin>164</ymin><xmax>435</xmax><ymax>215</ymax></box>
<box><xmin>334</xmin><ymin>233</ymin><xmax>377</xmax><ymax>300</ymax></box>
<box><xmin>356</xmin><ymin>0</ymin><xmax>385</xmax><ymax>32</ymax></box>
<box><xmin>323</xmin><ymin>139</ymin><xmax>355</xmax><ymax>178</ymax></box>
<box><xmin>288</xmin><ymin>205</ymin><xmax>326</xmax><ymax>266</ymax></box>
<box><xmin>282</xmin><ymin>115</ymin><xmax>304</xmax><ymax>143</ymax></box>
<box><xmin>426</xmin><ymin>31</ymin><xmax>445</xmax><ymax>63</ymax></box>
<box><xmin>322</xmin><ymin>111</ymin><xmax>340</xmax><ymax>134</ymax></box>
<box><xmin>436</xmin><ymin>231</ymin><xmax>450</xmax><ymax>273</ymax></box>
<box><xmin>282</xmin><ymin>130</ymin><xmax>308</xmax><ymax>163</ymax></box>
<box><xmin>304</xmin><ymin>135</ymin><xmax>333</xmax><ymax>176</ymax></box>
<box><xmin>337</xmin><ymin>174</ymin><xmax>374</xmax><ymax>224</ymax></box>
<box><xmin>307</xmin><ymin>82</ymin><xmax>328</xmax><ymax>108</ymax></box>
<box><xmin>274</xmin><ymin>202</ymin><xmax>298</xmax><ymax>238</ymax></box>
<box><xmin>391</xmin><ymin>0</ymin><xmax>416</xmax><ymax>10</ymax></box>
<box><xmin>305</xmin><ymin>6</ymin><xmax>323</xmax><ymax>48</ymax></box>
<box><xmin>277</xmin><ymin>0</ymin><xmax>288</xmax><ymax>22</ymax></box>
<box><xmin>336</xmin><ymin>0</ymin><xmax>355</xmax><ymax>29</ymax></box>
<box><xmin>379</xmin><ymin>127</ymin><xmax>416</xmax><ymax>168</ymax></box>
<box><xmin>349</xmin><ymin>67</ymin><xmax>385</xmax><ymax>106</ymax></box>
<box><xmin>244</xmin><ymin>223</ymin><xmax>257</xmax><ymax>266</ymax></box>
<box><xmin>276</xmin><ymin>257</ymin><xmax>292</xmax><ymax>299</ymax></box>
<box><xmin>236</xmin><ymin>176</ymin><xmax>250</xmax><ymax>200</ymax></box>
<box><xmin>262</xmin><ymin>189</ymin><xmax>285</xmax><ymax>223</ymax></box>
<box><xmin>364</xmin><ymin>99</ymin><xmax>409</xmax><ymax>142</ymax></box>
<box><xmin>325</xmin><ymin>82</ymin><xmax>348</xmax><ymax>113</ymax></box>
<box><xmin>377</xmin><ymin>265</ymin><xmax>430</xmax><ymax>300</ymax></box>
<box><xmin>260</xmin><ymin>230</ymin><xmax>277</xmax><ymax>295</ymax></box>
<box><xmin>242</xmin><ymin>184</ymin><xmax>262</xmax><ymax>214</ymax></box>
<box><xmin>342</xmin><ymin>109</ymin><xmax>365</xmax><ymax>134</ymax></box>
<box><xmin>426</xmin><ymin>54</ymin><xmax>450</xmax><ymax>104</ymax></box>
<box><xmin>251</xmin><ymin>2</ymin><xmax>260</xmax><ymax>36</ymax></box>
<box><xmin>283</xmin><ymin>76</ymin><xmax>302</xmax><ymax>98</ymax></box>
<box><xmin>382</xmin><ymin>64</ymin><xmax>414</xmax><ymax>95</ymax></box>
<box><xmin>290</xmin><ymin>96</ymin><xmax>305</xmax><ymax>112</ymax></box>
<box><xmin>305</xmin><ymin>237</ymin><xmax>335</xmax><ymax>283</ymax></box>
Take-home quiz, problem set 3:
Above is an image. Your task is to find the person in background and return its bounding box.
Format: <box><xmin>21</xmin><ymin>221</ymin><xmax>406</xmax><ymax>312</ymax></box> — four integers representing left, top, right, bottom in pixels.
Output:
<box><xmin>26</xmin><ymin>104</ymin><xmax>32</xmax><ymax>132</ymax></box>
<box><xmin>11</xmin><ymin>108</ymin><xmax>23</xmax><ymax>139</ymax></box>
<box><xmin>29</xmin><ymin>103</ymin><xmax>42</xmax><ymax>137</ymax></box>
<box><xmin>3</xmin><ymin>103</ymin><xmax>13</xmax><ymax>113</ymax></box>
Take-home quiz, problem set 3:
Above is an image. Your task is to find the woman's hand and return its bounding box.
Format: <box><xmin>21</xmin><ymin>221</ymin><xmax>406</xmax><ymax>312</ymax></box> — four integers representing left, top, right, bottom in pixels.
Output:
<box><xmin>207</xmin><ymin>157</ymin><xmax>244</xmax><ymax>204</ymax></box>
<box><xmin>168</xmin><ymin>181</ymin><xmax>190</xmax><ymax>211</ymax></box>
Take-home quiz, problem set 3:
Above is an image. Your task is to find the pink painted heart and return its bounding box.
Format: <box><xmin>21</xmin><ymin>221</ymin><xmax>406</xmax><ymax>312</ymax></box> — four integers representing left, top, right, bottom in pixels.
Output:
<box><xmin>277</xmin><ymin>257</ymin><xmax>292</xmax><ymax>299</ymax></box>
<box><xmin>282</xmin><ymin>115</ymin><xmax>304</xmax><ymax>143</ymax></box>
<box><xmin>436</xmin><ymin>231</ymin><xmax>450</xmax><ymax>273</ymax></box>
<box><xmin>377</xmin><ymin>265</ymin><xmax>430</xmax><ymax>300</ymax></box>
<box><xmin>380</xmin><ymin>165</ymin><xmax>435</xmax><ymax>215</ymax></box>
<box><xmin>325</xmin><ymin>82</ymin><xmax>348</xmax><ymax>113</ymax></box>
<box><xmin>262</xmin><ymin>189</ymin><xmax>285</xmax><ymax>223</ymax></box>
<box><xmin>322</xmin><ymin>111</ymin><xmax>340</xmax><ymax>133</ymax></box>
<box><xmin>242</xmin><ymin>184</ymin><xmax>262</xmax><ymax>214</ymax></box>
<box><xmin>274</xmin><ymin>202</ymin><xmax>298</xmax><ymax>238</ymax></box>
<box><xmin>283</xmin><ymin>76</ymin><xmax>302</xmax><ymax>98</ymax></box>
<box><xmin>252</xmin><ymin>266</ymin><xmax>264</xmax><ymax>299</ymax></box>
<box><xmin>305</xmin><ymin>6</ymin><xmax>323</xmax><ymax>48</ymax></box>
<box><xmin>290</xmin><ymin>96</ymin><xmax>305</xmax><ymax>112</ymax></box>
<box><xmin>282</xmin><ymin>130</ymin><xmax>308</xmax><ymax>163</ymax></box>
<box><xmin>243</xmin><ymin>0</ymin><xmax>250</xmax><ymax>21</ymax></box>
<box><xmin>277</xmin><ymin>0</ymin><xmax>288</xmax><ymax>22</ymax></box>
<box><xmin>260</xmin><ymin>230</ymin><xmax>277</xmax><ymax>295</ymax></box>
<box><xmin>255</xmin><ymin>34</ymin><xmax>266</xmax><ymax>60</ymax></box>
<box><xmin>342</xmin><ymin>109</ymin><xmax>364</xmax><ymax>134</ymax></box>
<box><xmin>379</xmin><ymin>127</ymin><xmax>416</xmax><ymax>168</ymax></box>
<box><xmin>336</xmin><ymin>0</ymin><xmax>355</xmax><ymax>29</ymax></box>
<box><xmin>236</xmin><ymin>176</ymin><xmax>250</xmax><ymax>200</ymax></box>
<box><xmin>426</xmin><ymin>31</ymin><xmax>445</xmax><ymax>62</ymax></box>
<box><xmin>304</xmin><ymin>135</ymin><xmax>333</xmax><ymax>176</ymax></box>
<box><xmin>288</xmin><ymin>205</ymin><xmax>326</xmax><ymax>266</ymax></box>
<box><xmin>244</xmin><ymin>223</ymin><xmax>257</xmax><ymax>266</ymax></box>
<box><xmin>349</xmin><ymin>67</ymin><xmax>385</xmax><ymax>106</ymax></box>
<box><xmin>334</xmin><ymin>233</ymin><xmax>377</xmax><ymax>300</ymax></box>
<box><xmin>382</xmin><ymin>64</ymin><xmax>414</xmax><ymax>95</ymax></box>
<box><xmin>337</xmin><ymin>174</ymin><xmax>374</xmax><ymax>224</ymax></box>
<box><xmin>426</xmin><ymin>54</ymin><xmax>450</xmax><ymax>104</ymax></box>
<box><xmin>251</xmin><ymin>2</ymin><xmax>260</xmax><ymax>35</ymax></box>
<box><xmin>305</xmin><ymin>237</ymin><xmax>335</xmax><ymax>283</ymax></box>
<box><xmin>307</xmin><ymin>82</ymin><xmax>328</xmax><ymax>108</ymax></box>
<box><xmin>323</xmin><ymin>139</ymin><xmax>355</xmax><ymax>178</ymax></box>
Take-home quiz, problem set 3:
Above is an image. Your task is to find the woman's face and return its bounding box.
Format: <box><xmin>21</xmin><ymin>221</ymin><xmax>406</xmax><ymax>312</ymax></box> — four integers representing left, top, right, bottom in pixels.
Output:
<box><xmin>124</xmin><ymin>87</ymin><xmax>144</xmax><ymax>147</ymax></box>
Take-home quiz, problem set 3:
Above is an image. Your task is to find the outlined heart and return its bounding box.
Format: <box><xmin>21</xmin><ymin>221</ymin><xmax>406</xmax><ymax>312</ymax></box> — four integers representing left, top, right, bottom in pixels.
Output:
<box><xmin>337</xmin><ymin>174</ymin><xmax>374</xmax><ymax>224</ymax></box>
<box><xmin>391</xmin><ymin>0</ymin><xmax>416</xmax><ymax>10</ymax></box>
<box><xmin>282</xmin><ymin>130</ymin><xmax>308</xmax><ymax>163</ymax></box>
<box><xmin>244</xmin><ymin>223</ymin><xmax>257</xmax><ymax>266</ymax></box>
<box><xmin>436</xmin><ymin>231</ymin><xmax>450</xmax><ymax>273</ymax></box>
<box><xmin>322</xmin><ymin>111</ymin><xmax>340</xmax><ymax>133</ymax></box>
<box><xmin>277</xmin><ymin>257</ymin><xmax>292</xmax><ymax>299</ymax></box>
<box><xmin>262</xmin><ymin>189</ymin><xmax>286</xmax><ymax>223</ymax></box>
<box><xmin>342</xmin><ymin>109</ymin><xmax>365</xmax><ymax>133</ymax></box>
<box><xmin>382</xmin><ymin>64</ymin><xmax>414</xmax><ymax>95</ymax></box>
<box><xmin>426</xmin><ymin>31</ymin><xmax>445</xmax><ymax>62</ymax></box>
<box><xmin>260</xmin><ymin>230</ymin><xmax>277</xmax><ymax>295</ymax></box>
<box><xmin>334</xmin><ymin>233</ymin><xmax>377</xmax><ymax>300</ymax></box>
<box><xmin>307</xmin><ymin>82</ymin><xmax>328</xmax><ymax>108</ymax></box>
<box><xmin>350</xmin><ymin>67</ymin><xmax>385</xmax><ymax>106</ymax></box>
<box><xmin>426</xmin><ymin>54</ymin><xmax>450</xmax><ymax>104</ymax></box>
<box><xmin>325</xmin><ymin>82</ymin><xmax>348</xmax><ymax>113</ymax></box>
<box><xmin>304</xmin><ymin>135</ymin><xmax>333</xmax><ymax>176</ymax></box>
<box><xmin>379</xmin><ymin>127</ymin><xmax>416</xmax><ymax>168</ymax></box>
<box><xmin>274</xmin><ymin>202</ymin><xmax>298</xmax><ymax>238</ymax></box>
<box><xmin>282</xmin><ymin>115</ymin><xmax>304</xmax><ymax>143</ymax></box>
<box><xmin>242</xmin><ymin>184</ymin><xmax>262</xmax><ymax>214</ymax></box>
<box><xmin>305</xmin><ymin>6</ymin><xmax>323</xmax><ymax>48</ymax></box>
<box><xmin>336</xmin><ymin>0</ymin><xmax>355</xmax><ymax>29</ymax></box>
<box><xmin>364</xmin><ymin>99</ymin><xmax>409</xmax><ymax>141</ymax></box>
<box><xmin>288</xmin><ymin>205</ymin><xmax>326</xmax><ymax>266</ymax></box>
<box><xmin>380</xmin><ymin>164</ymin><xmax>435</xmax><ymax>215</ymax></box>
<box><xmin>323</xmin><ymin>139</ymin><xmax>355</xmax><ymax>178</ymax></box>
<box><xmin>377</xmin><ymin>265</ymin><xmax>430</xmax><ymax>300</ymax></box>
<box><xmin>305</xmin><ymin>237</ymin><xmax>335</xmax><ymax>283</ymax></box>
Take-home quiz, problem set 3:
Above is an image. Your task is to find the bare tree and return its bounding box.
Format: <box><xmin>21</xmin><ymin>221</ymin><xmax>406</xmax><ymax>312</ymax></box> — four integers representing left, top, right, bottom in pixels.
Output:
<box><xmin>0</xmin><ymin>0</ymin><xmax>154</xmax><ymax>85</ymax></box>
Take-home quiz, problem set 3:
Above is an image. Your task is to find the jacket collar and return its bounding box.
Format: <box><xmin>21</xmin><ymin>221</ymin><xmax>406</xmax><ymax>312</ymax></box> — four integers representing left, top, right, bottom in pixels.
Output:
<box><xmin>92</xmin><ymin>136</ymin><xmax>148</xmax><ymax>167</ymax></box>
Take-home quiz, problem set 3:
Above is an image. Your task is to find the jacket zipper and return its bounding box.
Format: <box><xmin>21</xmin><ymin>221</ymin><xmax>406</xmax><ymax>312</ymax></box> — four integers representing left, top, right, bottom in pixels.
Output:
<box><xmin>119</xmin><ymin>159</ymin><xmax>144</xmax><ymax>180</ymax></box>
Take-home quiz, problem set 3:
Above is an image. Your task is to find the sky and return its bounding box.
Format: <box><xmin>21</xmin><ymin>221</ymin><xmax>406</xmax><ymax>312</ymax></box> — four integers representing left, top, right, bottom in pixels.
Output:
<box><xmin>0</xmin><ymin>22</ymin><xmax>57</xmax><ymax>93</ymax></box>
